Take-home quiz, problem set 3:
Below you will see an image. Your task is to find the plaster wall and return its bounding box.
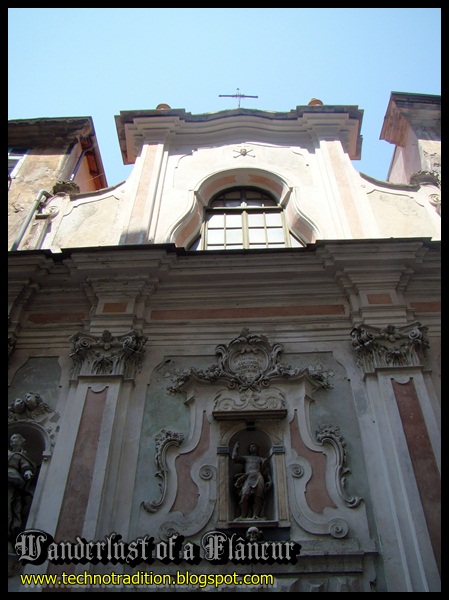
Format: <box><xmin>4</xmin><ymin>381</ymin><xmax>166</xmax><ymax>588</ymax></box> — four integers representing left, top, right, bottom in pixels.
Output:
<box><xmin>37</xmin><ymin>133</ymin><xmax>440</xmax><ymax>253</ymax></box>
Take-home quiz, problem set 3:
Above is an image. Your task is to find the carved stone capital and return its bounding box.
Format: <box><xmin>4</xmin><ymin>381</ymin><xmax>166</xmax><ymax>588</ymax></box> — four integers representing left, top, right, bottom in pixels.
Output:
<box><xmin>69</xmin><ymin>329</ymin><xmax>147</xmax><ymax>380</ymax></box>
<box><xmin>410</xmin><ymin>169</ymin><xmax>441</xmax><ymax>188</ymax></box>
<box><xmin>51</xmin><ymin>180</ymin><xmax>81</xmax><ymax>195</ymax></box>
<box><xmin>350</xmin><ymin>322</ymin><xmax>429</xmax><ymax>373</ymax></box>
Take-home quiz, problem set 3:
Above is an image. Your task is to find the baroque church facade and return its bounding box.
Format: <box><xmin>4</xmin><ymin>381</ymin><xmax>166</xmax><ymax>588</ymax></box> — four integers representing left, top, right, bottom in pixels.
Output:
<box><xmin>8</xmin><ymin>92</ymin><xmax>440</xmax><ymax>592</ymax></box>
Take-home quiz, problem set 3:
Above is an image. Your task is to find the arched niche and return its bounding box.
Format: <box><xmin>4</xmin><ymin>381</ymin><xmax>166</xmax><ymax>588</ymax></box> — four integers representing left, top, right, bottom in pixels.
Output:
<box><xmin>8</xmin><ymin>420</ymin><xmax>49</xmax><ymax>560</ymax></box>
<box><xmin>8</xmin><ymin>407</ymin><xmax>57</xmax><ymax>575</ymax></box>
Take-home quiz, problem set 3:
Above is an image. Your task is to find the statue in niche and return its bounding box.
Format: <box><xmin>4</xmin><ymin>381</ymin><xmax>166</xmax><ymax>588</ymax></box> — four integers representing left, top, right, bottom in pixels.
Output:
<box><xmin>232</xmin><ymin>441</ymin><xmax>272</xmax><ymax>520</ymax></box>
<box><xmin>8</xmin><ymin>433</ymin><xmax>36</xmax><ymax>552</ymax></box>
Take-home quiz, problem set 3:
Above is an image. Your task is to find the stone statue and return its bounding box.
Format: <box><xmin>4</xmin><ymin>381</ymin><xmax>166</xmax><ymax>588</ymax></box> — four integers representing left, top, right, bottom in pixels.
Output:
<box><xmin>232</xmin><ymin>441</ymin><xmax>272</xmax><ymax>519</ymax></box>
<box><xmin>8</xmin><ymin>433</ymin><xmax>35</xmax><ymax>552</ymax></box>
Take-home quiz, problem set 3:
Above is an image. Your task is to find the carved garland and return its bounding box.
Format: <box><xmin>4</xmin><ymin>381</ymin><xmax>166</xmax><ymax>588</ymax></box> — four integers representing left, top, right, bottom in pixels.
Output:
<box><xmin>165</xmin><ymin>328</ymin><xmax>334</xmax><ymax>394</ymax></box>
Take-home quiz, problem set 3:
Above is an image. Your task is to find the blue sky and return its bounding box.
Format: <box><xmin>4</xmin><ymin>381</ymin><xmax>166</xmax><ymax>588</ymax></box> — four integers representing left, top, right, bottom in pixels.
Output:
<box><xmin>8</xmin><ymin>8</ymin><xmax>441</xmax><ymax>188</ymax></box>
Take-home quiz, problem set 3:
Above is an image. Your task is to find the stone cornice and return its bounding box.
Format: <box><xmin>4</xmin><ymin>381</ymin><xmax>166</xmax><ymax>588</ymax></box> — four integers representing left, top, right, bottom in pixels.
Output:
<box><xmin>115</xmin><ymin>104</ymin><xmax>363</xmax><ymax>165</ymax></box>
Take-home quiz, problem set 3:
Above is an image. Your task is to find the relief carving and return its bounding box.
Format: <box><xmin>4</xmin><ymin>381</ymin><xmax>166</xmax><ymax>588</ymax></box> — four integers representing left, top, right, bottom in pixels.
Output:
<box><xmin>69</xmin><ymin>329</ymin><xmax>147</xmax><ymax>379</ymax></box>
<box><xmin>350</xmin><ymin>322</ymin><xmax>429</xmax><ymax>372</ymax></box>
<box><xmin>315</xmin><ymin>424</ymin><xmax>361</xmax><ymax>509</ymax></box>
<box><xmin>429</xmin><ymin>193</ymin><xmax>441</xmax><ymax>215</ymax></box>
<box><xmin>165</xmin><ymin>328</ymin><xmax>334</xmax><ymax>394</ymax></box>
<box><xmin>213</xmin><ymin>388</ymin><xmax>287</xmax><ymax>420</ymax></box>
<box><xmin>8</xmin><ymin>392</ymin><xmax>53</xmax><ymax>424</ymax></box>
<box><xmin>8</xmin><ymin>392</ymin><xmax>59</xmax><ymax>450</ymax></box>
<box><xmin>141</xmin><ymin>429</ymin><xmax>184</xmax><ymax>513</ymax></box>
<box><xmin>410</xmin><ymin>169</ymin><xmax>441</xmax><ymax>188</ymax></box>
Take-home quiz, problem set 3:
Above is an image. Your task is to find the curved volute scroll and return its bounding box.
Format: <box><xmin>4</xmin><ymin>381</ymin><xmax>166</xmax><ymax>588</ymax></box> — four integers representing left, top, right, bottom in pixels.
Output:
<box><xmin>288</xmin><ymin>392</ymin><xmax>367</xmax><ymax>539</ymax></box>
<box><xmin>141</xmin><ymin>429</ymin><xmax>184</xmax><ymax>513</ymax></box>
<box><xmin>315</xmin><ymin>424</ymin><xmax>362</xmax><ymax>509</ymax></box>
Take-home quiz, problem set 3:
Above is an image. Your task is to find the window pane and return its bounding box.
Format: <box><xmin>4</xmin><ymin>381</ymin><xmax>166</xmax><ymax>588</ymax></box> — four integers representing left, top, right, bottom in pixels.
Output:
<box><xmin>226</xmin><ymin>228</ymin><xmax>243</xmax><ymax>243</ymax></box>
<box><xmin>247</xmin><ymin>213</ymin><xmax>265</xmax><ymax>227</ymax></box>
<box><xmin>8</xmin><ymin>147</ymin><xmax>28</xmax><ymax>177</ymax></box>
<box><xmin>290</xmin><ymin>234</ymin><xmax>304</xmax><ymax>247</ymax></box>
<box><xmin>265</xmin><ymin>212</ymin><xmax>283</xmax><ymax>226</ymax></box>
<box><xmin>225</xmin><ymin>213</ymin><xmax>242</xmax><ymax>228</ymax></box>
<box><xmin>192</xmin><ymin>186</ymin><xmax>286</xmax><ymax>252</ymax></box>
<box><xmin>207</xmin><ymin>213</ymin><xmax>225</xmax><ymax>228</ymax></box>
<box><xmin>246</xmin><ymin>198</ymin><xmax>277</xmax><ymax>207</ymax></box>
<box><xmin>248</xmin><ymin>228</ymin><xmax>267</xmax><ymax>244</ymax></box>
<box><xmin>267</xmin><ymin>227</ymin><xmax>285</xmax><ymax>243</ymax></box>
<box><xmin>207</xmin><ymin>228</ymin><xmax>225</xmax><ymax>244</ymax></box>
<box><xmin>223</xmin><ymin>191</ymin><xmax>241</xmax><ymax>200</ymax></box>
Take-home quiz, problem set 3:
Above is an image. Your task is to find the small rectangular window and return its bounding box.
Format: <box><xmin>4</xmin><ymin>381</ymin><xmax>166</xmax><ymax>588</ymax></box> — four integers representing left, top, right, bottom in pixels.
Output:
<box><xmin>8</xmin><ymin>147</ymin><xmax>29</xmax><ymax>178</ymax></box>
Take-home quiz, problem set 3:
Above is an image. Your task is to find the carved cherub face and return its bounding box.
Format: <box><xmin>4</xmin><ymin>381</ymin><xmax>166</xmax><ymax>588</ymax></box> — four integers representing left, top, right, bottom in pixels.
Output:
<box><xmin>24</xmin><ymin>393</ymin><xmax>41</xmax><ymax>411</ymax></box>
<box><xmin>246</xmin><ymin>526</ymin><xmax>260</xmax><ymax>541</ymax></box>
<box><xmin>11</xmin><ymin>397</ymin><xmax>26</xmax><ymax>414</ymax></box>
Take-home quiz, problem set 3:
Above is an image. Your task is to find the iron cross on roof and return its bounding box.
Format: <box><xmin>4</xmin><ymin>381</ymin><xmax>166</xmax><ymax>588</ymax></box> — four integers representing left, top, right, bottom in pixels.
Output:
<box><xmin>219</xmin><ymin>88</ymin><xmax>258</xmax><ymax>108</ymax></box>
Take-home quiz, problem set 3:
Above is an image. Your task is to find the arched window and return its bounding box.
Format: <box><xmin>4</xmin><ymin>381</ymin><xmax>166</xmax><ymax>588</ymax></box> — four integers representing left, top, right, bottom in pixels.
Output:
<box><xmin>189</xmin><ymin>187</ymin><xmax>304</xmax><ymax>250</ymax></box>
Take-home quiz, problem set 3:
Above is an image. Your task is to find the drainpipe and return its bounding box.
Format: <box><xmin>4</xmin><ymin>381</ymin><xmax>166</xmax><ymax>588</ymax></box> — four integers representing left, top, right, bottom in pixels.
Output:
<box><xmin>69</xmin><ymin>139</ymin><xmax>97</xmax><ymax>182</ymax></box>
<box><xmin>69</xmin><ymin>147</ymin><xmax>88</xmax><ymax>181</ymax></box>
<box><xmin>10</xmin><ymin>189</ymin><xmax>53</xmax><ymax>251</ymax></box>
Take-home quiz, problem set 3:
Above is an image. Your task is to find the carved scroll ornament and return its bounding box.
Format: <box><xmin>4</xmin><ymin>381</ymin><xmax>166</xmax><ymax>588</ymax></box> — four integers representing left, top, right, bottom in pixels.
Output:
<box><xmin>315</xmin><ymin>424</ymin><xmax>361</xmax><ymax>509</ymax></box>
<box><xmin>141</xmin><ymin>429</ymin><xmax>184</xmax><ymax>513</ymax></box>
<box><xmin>166</xmin><ymin>328</ymin><xmax>334</xmax><ymax>394</ymax></box>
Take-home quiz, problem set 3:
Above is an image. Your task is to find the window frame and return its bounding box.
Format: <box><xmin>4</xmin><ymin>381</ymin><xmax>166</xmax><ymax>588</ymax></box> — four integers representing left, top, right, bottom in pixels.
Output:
<box><xmin>8</xmin><ymin>147</ymin><xmax>29</xmax><ymax>179</ymax></box>
<box><xmin>190</xmin><ymin>186</ymin><xmax>304</xmax><ymax>251</ymax></box>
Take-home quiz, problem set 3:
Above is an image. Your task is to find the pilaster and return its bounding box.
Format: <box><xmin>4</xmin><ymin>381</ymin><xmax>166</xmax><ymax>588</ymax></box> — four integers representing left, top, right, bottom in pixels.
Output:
<box><xmin>350</xmin><ymin>322</ymin><xmax>440</xmax><ymax>591</ymax></box>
